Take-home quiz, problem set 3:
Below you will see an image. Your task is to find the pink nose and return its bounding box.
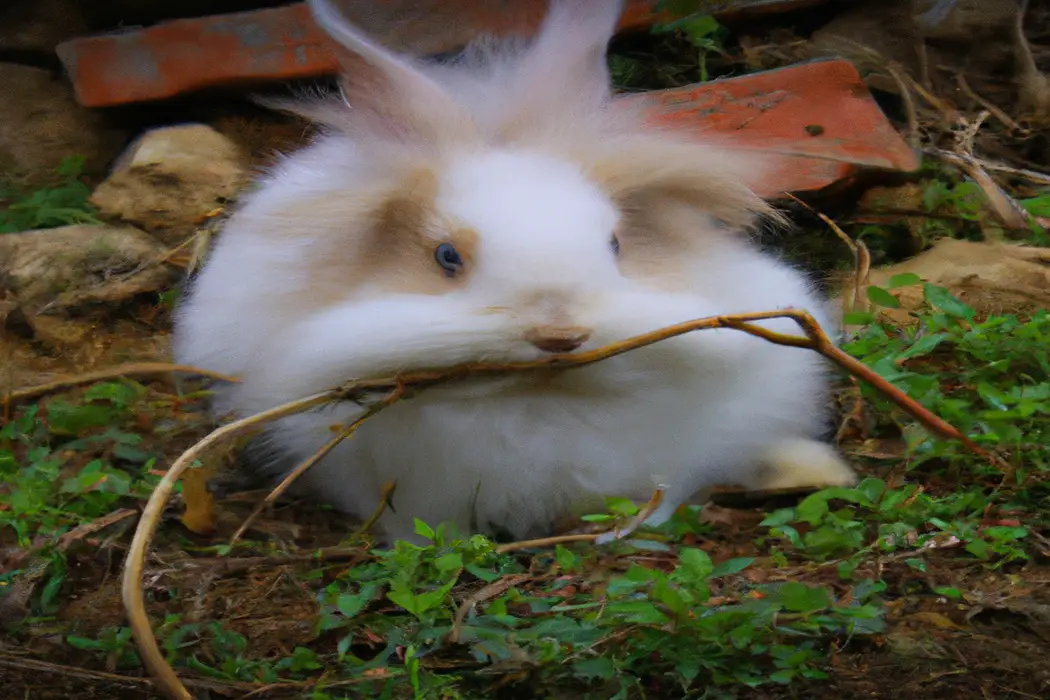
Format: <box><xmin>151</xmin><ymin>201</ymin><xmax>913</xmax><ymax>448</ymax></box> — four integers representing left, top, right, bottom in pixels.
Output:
<box><xmin>525</xmin><ymin>326</ymin><xmax>592</xmax><ymax>354</ymax></box>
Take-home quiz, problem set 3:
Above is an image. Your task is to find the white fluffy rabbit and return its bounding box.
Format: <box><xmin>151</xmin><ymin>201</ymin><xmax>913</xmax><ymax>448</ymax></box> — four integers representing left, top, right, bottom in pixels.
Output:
<box><xmin>173</xmin><ymin>0</ymin><xmax>857</xmax><ymax>544</ymax></box>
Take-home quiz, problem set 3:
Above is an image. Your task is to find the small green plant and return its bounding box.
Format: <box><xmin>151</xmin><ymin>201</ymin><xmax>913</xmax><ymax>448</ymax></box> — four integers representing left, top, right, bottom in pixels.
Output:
<box><xmin>0</xmin><ymin>380</ymin><xmax>164</xmax><ymax>618</ymax></box>
<box><xmin>845</xmin><ymin>280</ymin><xmax>1048</xmax><ymax>477</ymax></box>
<box><xmin>652</xmin><ymin>1</ymin><xmax>729</xmax><ymax>81</ymax></box>
<box><xmin>918</xmin><ymin>176</ymin><xmax>1049</xmax><ymax>245</ymax></box>
<box><xmin>67</xmin><ymin>626</ymin><xmax>141</xmax><ymax>669</ymax></box>
<box><xmin>0</xmin><ymin>155</ymin><xmax>103</xmax><ymax>233</ymax></box>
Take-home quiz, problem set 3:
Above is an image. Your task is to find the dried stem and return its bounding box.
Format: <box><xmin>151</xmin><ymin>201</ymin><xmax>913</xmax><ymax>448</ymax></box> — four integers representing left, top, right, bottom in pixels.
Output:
<box><xmin>447</xmin><ymin>573</ymin><xmax>533</xmax><ymax>644</ymax></box>
<box><xmin>786</xmin><ymin>194</ymin><xmax>871</xmax><ymax>318</ymax></box>
<box><xmin>350</xmin><ymin>480</ymin><xmax>398</xmax><ymax>539</ymax></box>
<box><xmin>2</xmin><ymin>363</ymin><xmax>240</xmax><ymax>414</ymax></box>
<box><xmin>122</xmin><ymin>309</ymin><xmax>1004</xmax><ymax>700</ymax></box>
<box><xmin>494</xmin><ymin>487</ymin><xmax>667</xmax><ymax>555</ymax></box>
<box><xmin>228</xmin><ymin>385</ymin><xmax>407</xmax><ymax>546</ymax></box>
<box><xmin>931</xmin><ymin>148</ymin><xmax>1032</xmax><ymax>232</ymax></box>
<box><xmin>121</xmin><ymin>391</ymin><xmax>337</xmax><ymax>700</ymax></box>
<box><xmin>956</xmin><ymin>74</ymin><xmax>1024</xmax><ymax>133</ymax></box>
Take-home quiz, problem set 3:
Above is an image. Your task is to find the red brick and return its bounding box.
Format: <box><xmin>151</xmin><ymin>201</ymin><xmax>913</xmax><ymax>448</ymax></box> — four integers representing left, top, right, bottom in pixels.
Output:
<box><xmin>55</xmin><ymin>0</ymin><xmax>829</xmax><ymax>109</ymax></box>
<box><xmin>53</xmin><ymin>1</ymin><xmax>915</xmax><ymax>196</ymax></box>
<box><xmin>626</xmin><ymin>59</ymin><xmax>921</xmax><ymax>197</ymax></box>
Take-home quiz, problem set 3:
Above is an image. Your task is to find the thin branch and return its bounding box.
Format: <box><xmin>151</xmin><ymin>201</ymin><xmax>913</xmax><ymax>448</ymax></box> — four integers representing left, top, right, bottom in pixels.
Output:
<box><xmin>786</xmin><ymin>194</ymin><xmax>871</xmax><ymax>318</ymax></box>
<box><xmin>2</xmin><ymin>363</ymin><xmax>240</xmax><ymax>412</ymax></box>
<box><xmin>930</xmin><ymin>148</ymin><xmax>1032</xmax><ymax>232</ymax></box>
<box><xmin>447</xmin><ymin>573</ymin><xmax>533</xmax><ymax>644</ymax></box>
<box><xmin>980</xmin><ymin>160</ymin><xmax>1050</xmax><ymax>186</ymax></box>
<box><xmin>956</xmin><ymin>74</ymin><xmax>1025</xmax><ymax>133</ymax></box>
<box><xmin>594</xmin><ymin>487</ymin><xmax>667</xmax><ymax>545</ymax></box>
<box><xmin>350</xmin><ymin>480</ymin><xmax>398</xmax><ymax>540</ymax></box>
<box><xmin>121</xmin><ymin>391</ymin><xmax>338</xmax><ymax>700</ymax></box>
<box><xmin>122</xmin><ymin>309</ymin><xmax>1006</xmax><ymax>700</ymax></box>
<box><xmin>227</xmin><ymin>385</ymin><xmax>406</xmax><ymax>546</ymax></box>
<box><xmin>954</xmin><ymin>109</ymin><xmax>989</xmax><ymax>156</ymax></box>
<box><xmin>162</xmin><ymin>547</ymin><xmax>364</xmax><ymax>577</ymax></box>
<box><xmin>881</xmin><ymin>61</ymin><xmax>921</xmax><ymax>149</ymax></box>
<box><xmin>0</xmin><ymin>653</ymin><xmax>252</xmax><ymax>694</ymax></box>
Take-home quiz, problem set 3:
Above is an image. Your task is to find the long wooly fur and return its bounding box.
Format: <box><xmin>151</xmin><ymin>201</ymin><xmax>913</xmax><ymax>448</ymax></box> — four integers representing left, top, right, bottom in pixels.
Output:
<box><xmin>174</xmin><ymin>0</ymin><xmax>856</xmax><ymax>544</ymax></box>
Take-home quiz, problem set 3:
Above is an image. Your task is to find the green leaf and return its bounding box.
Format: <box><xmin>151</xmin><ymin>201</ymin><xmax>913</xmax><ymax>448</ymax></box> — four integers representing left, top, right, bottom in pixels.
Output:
<box><xmin>760</xmin><ymin>507</ymin><xmax>797</xmax><ymax>528</ymax></box>
<box><xmin>555</xmin><ymin>545</ymin><xmax>580</xmax><ymax>572</ymax></box>
<box><xmin>778</xmin><ymin>582</ymin><xmax>831</xmax><ymax>612</ymax></box>
<box><xmin>434</xmin><ymin>552</ymin><xmax>463</xmax><ymax>573</ymax></box>
<box><xmin>842</xmin><ymin>311</ymin><xmax>877</xmax><ymax>325</ymax></box>
<box><xmin>413</xmin><ymin>518</ymin><xmax>435</xmax><ymax>540</ymax></box>
<box><xmin>923</xmin><ymin>283</ymin><xmax>975</xmax><ymax>320</ymax></box>
<box><xmin>675</xmin><ymin>547</ymin><xmax>713</xmax><ymax>582</ymax></box>
<box><xmin>710</xmin><ymin>557</ymin><xmax>754</xmax><ymax>578</ymax></box>
<box><xmin>83</xmin><ymin>381</ymin><xmax>140</xmax><ymax>407</ymax></box>
<box><xmin>678</xmin><ymin>14</ymin><xmax>721</xmax><ymax>43</ymax></box>
<box><xmin>898</xmin><ymin>332</ymin><xmax>948</xmax><ymax>360</ymax></box>
<box><xmin>386</xmin><ymin>578</ymin><xmax>456</xmax><ymax>620</ymax></box>
<box><xmin>66</xmin><ymin>635</ymin><xmax>106</xmax><ymax>651</ymax></box>
<box><xmin>336</xmin><ymin>582</ymin><xmax>381</xmax><ymax>619</ymax></box>
<box><xmin>465</xmin><ymin>564</ymin><xmax>500</xmax><ymax>583</ymax></box>
<box><xmin>887</xmin><ymin>272</ymin><xmax>923</xmax><ymax>289</ymax></box>
<box><xmin>604</xmin><ymin>496</ymin><xmax>640</xmax><ymax>517</ymax></box>
<box><xmin>572</xmin><ymin>656</ymin><xmax>616</xmax><ymax>680</ymax></box>
<box><xmin>866</xmin><ymin>285</ymin><xmax>901</xmax><ymax>309</ymax></box>
<box><xmin>43</xmin><ymin>401</ymin><xmax>113</xmax><ymax>435</ymax></box>
<box><xmin>933</xmin><ymin>586</ymin><xmax>963</xmax><ymax>599</ymax></box>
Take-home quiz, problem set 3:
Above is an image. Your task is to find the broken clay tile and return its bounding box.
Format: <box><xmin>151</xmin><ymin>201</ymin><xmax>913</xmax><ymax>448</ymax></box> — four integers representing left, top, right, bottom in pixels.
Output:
<box><xmin>56</xmin><ymin>1</ymin><xmax>652</xmax><ymax>109</ymax></box>
<box><xmin>55</xmin><ymin>0</ymin><xmax>830</xmax><ymax>109</ymax></box>
<box><xmin>623</xmin><ymin>59</ymin><xmax>921</xmax><ymax>197</ymax></box>
<box><xmin>55</xmin><ymin>3</ymin><xmax>912</xmax><ymax>197</ymax></box>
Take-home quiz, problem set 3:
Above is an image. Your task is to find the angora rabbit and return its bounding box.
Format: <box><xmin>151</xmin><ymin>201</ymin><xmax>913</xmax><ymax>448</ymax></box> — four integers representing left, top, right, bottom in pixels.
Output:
<box><xmin>173</xmin><ymin>0</ymin><xmax>857</xmax><ymax>544</ymax></box>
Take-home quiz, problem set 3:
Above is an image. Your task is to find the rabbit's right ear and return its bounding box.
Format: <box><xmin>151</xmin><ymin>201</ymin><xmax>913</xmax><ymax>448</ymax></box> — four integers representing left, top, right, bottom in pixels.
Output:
<box><xmin>493</xmin><ymin>0</ymin><xmax>625</xmax><ymax>140</ymax></box>
<box><xmin>306</xmin><ymin>0</ymin><xmax>478</xmax><ymax>146</ymax></box>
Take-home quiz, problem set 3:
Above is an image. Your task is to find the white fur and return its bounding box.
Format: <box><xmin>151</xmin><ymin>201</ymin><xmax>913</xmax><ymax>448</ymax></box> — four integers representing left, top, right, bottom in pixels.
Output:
<box><xmin>172</xmin><ymin>0</ymin><xmax>856</xmax><ymax>544</ymax></box>
<box><xmin>175</xmin><ymin>147</ymin><xmax>854</xmax><ymax>543</ymax></box>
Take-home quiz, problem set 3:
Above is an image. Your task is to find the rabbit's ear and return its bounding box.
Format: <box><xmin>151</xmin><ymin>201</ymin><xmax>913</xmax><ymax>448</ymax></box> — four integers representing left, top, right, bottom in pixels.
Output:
<box><xmin>306</xmin><ymin>0</ymin><xmax>477</xmax><ymax>145</ymax></box>
<box><xmin>495</xmin><ymin>0</ymin><xmax>625</xmax><ymax>137</ymax></box>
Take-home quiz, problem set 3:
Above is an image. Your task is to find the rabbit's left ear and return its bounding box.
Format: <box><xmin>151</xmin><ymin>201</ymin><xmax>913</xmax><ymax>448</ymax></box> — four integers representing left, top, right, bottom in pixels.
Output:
<box><xmin>306</xmin><ymin>0</ymin><xmax>478</xmax><ymax>146</ymax></box>
<box><xmin>495</xmin><ymin>0</ymin><xmax>625</xmax><ymax>136</ymax></box>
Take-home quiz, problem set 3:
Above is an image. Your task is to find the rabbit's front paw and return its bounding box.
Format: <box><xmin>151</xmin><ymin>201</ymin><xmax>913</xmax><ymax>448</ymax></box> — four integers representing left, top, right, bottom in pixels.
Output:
<box><xmin>748</xmin><ymin>438</ymin><xmax>858</xmax><ymax>492</ymax></box>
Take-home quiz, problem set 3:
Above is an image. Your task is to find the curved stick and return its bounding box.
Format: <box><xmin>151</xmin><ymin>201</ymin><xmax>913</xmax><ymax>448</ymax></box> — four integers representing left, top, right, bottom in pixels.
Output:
<box><xmin>2</xmin><ymin>362</ymin><xmax>239</xmax><ymax>415</ymax></box>
<box><xmin>120</xmin><ymin>391</ymin><xmax>335</xmax><ymax>700</ymax></box>
<box><xmin>122</xmin><ymin>309</ymin><xmax>1004</xmax><ymax>699</ymax></box>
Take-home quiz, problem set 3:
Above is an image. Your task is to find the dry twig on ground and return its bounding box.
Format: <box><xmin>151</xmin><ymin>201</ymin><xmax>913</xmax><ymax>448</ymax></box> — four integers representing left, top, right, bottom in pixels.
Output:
<box><xmin>1</xmin><ymin>363</ymin><xmax>239</xmax><ymax>416</ymax></box>
<box><xmin>785</xmin><ymin>195</ymin><xmax>871</xmax><ymax>319</ymax></box>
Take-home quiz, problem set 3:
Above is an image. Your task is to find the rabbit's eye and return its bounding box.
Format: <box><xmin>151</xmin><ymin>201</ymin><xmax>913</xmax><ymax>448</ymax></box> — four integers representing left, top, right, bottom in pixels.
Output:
<box><xmin>610</xmin><ymin>235</ymin><xmax>620</xmax><ymax>256</ymax></box>
<box><xmin>434</xmin><ymin>242</ymin><xmax>464</xmax><ymax>277</ymax></box>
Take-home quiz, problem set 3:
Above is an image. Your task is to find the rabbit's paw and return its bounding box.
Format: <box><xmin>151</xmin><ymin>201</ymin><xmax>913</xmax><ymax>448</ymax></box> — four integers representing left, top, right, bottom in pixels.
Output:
<box><xmin>749</xmin><ymin>438</ymin><xmax>858</xmax><ymax>491</ymax></box>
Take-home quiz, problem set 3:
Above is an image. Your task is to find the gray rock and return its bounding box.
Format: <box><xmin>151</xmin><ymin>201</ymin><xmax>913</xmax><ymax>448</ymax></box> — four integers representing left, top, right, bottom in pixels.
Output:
<box><xmin>0</xmin><ymin>224</ymin><xmax>178</xmax><ymax>312</ymax></box>
<box><xmin>89</xmin><ymin>124</ymin><xmax>249</xmax><ymax>244</ymax></box>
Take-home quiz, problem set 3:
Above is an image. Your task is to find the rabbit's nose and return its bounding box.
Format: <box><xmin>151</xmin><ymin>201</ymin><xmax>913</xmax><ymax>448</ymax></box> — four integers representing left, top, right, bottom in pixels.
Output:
<box><xmin>525</xmin><ymin>326</ymin><xmax>592</xmax><ymax>353</ymax></box>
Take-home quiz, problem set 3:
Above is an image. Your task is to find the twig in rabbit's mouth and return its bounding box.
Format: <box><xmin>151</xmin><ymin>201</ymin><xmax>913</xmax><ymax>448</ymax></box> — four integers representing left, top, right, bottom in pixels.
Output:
<box><xmin>102</xmin><ymin>308</ymin><xmax>1007</xmax><ymax>700</ymax></box>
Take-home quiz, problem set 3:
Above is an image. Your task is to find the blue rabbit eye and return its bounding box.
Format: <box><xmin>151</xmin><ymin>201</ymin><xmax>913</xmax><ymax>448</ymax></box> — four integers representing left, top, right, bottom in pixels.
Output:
<box><xmin>435</xmin><ymin>242</ymin><xmax>463</xmax><ymax>276</ymax></box>
<box><xmin>610</xmin><ymin>235</ymin><xmax>620</xmax><ymax>256</ymax></box>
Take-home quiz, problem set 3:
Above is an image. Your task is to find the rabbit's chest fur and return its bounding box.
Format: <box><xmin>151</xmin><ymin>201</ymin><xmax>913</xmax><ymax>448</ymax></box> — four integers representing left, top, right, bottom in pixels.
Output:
<box><xmin>256</xmin><ymin>337</ymin><xmax>829</xmax><ymax>544</ymax></box>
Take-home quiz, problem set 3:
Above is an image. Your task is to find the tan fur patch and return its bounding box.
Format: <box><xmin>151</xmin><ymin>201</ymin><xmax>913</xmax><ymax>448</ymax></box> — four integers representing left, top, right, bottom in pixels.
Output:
<box><xmin>611</xmin><ymin>192</ymin><xmax>731</xmax><ymax>293</ymax></box>
<box><xmin>284</xmin><ymin>166</ymin><xmax>479</xmax><ymax>308</ymax></box>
